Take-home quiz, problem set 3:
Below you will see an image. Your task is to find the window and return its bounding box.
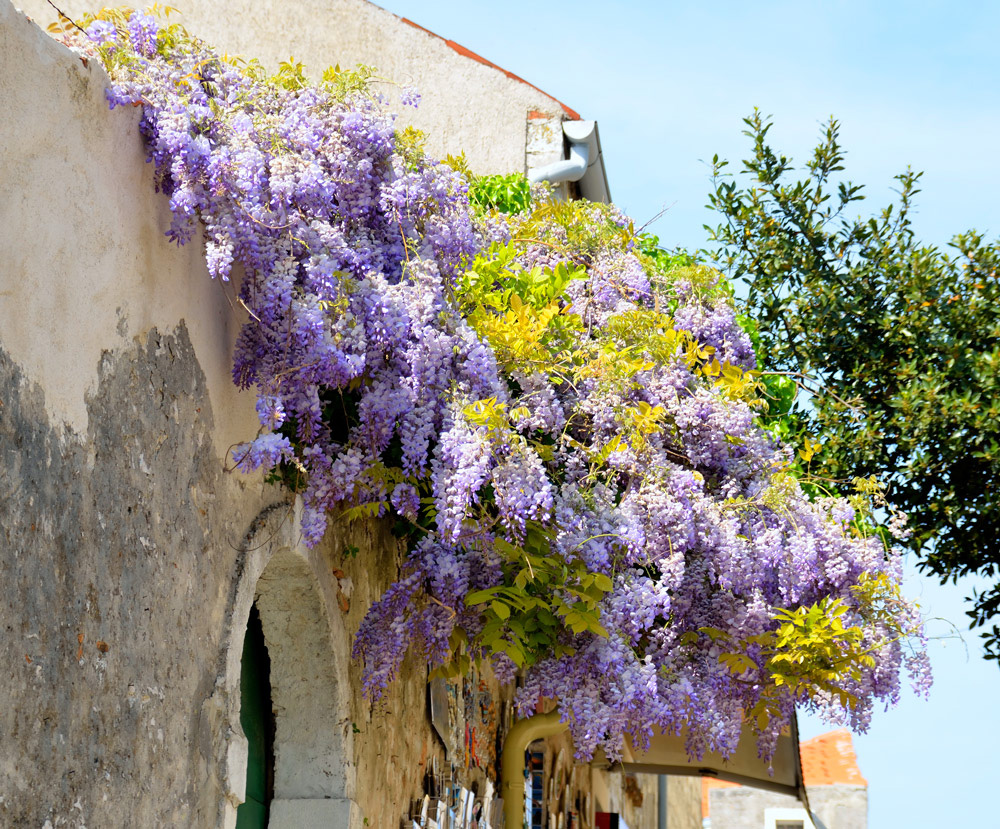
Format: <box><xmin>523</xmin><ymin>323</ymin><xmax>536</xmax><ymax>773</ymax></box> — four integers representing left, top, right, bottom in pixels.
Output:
<box><xmin>764</xmin><ymin>807</ymin><xmax>815</xmax><ymax>829</ymax></box>
<box><xmin>526</xmin><ymin>749</ymin><xmax>544</xmax><ymax>828</ymax></box>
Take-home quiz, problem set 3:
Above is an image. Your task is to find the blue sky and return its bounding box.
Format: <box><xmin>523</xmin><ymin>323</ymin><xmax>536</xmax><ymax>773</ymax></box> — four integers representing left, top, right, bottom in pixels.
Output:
<box><xmin>373</xmin><ymin>2</ymin><xmax>1000</xmax><ymax>826</ymax></box>
<box><xmin>378</xmin><ymin>0</ymin><xmax>1000</xmax><ymax>252</ymax></box>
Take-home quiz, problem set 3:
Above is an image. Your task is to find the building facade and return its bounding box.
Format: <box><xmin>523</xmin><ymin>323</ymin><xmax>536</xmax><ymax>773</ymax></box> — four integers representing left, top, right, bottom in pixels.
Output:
<box><xmin>703</xmin><ymin>731</ymin><xmax>868</xmax><ymax>829</ymax></box>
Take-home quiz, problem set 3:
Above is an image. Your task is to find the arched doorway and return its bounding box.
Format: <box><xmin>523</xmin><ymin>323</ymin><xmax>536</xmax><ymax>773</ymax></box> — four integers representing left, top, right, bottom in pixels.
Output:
<box><xmin>235</xmin><ymin>604</ymin><xmax>274</xmax><ymax>829</ymax></box>
<box><xmin>221</xmin><ymin>503</ymin><xmax>361</xmax><ymax>828</ymax></box>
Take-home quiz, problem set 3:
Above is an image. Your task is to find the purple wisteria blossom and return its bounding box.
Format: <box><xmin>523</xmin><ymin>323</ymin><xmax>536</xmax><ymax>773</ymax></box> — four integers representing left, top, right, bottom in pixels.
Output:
<box><xmin>91</xmin><ymin>18</ymin><xmax>929</xmax><ymax>765</ymax></box>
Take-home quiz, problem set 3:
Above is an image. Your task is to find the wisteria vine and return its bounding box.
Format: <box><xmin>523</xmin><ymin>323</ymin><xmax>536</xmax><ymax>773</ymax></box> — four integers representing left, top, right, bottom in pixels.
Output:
<box><xmin>62</xmin><ymin>8</ymin><xmax>930</xmax><ymax>762</ymax></box>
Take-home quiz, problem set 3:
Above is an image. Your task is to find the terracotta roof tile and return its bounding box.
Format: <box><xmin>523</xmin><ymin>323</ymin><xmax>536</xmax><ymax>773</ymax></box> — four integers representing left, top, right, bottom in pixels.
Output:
<box><xmin>800</xmin><ymin>729</ymin><xmax>867</xmax><ymax>787</ymax></box>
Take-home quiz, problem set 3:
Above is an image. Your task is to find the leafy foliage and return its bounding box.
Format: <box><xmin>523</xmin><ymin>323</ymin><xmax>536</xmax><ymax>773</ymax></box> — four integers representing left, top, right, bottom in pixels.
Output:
<box><xmin>709</xmin><ymin>572</ymin><xmax>918</xmax><ymax>731</ymax></box>
<box><xmin>708</xmin><ymin>111</ymin><xmax>1000</xmax><ymax>660</ymax></box>
<box><xmin>440</xmin><ymin>529</ymin><xmax>611</xmax><ymax>675</ymax></box>
<box><xmin>468</xmin><ymin>172</ymin><xmax>533</xmax><ymax>215</ymax></box>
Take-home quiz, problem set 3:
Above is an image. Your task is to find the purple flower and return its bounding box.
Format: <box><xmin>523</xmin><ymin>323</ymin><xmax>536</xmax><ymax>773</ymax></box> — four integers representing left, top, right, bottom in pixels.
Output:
<box><xmin>390</xmin><ymin>483</ymin><xmax>420</xmax><ymax>520</ymax></box>
<box><xmin>85</xmin><ymin>20</ymin><xmax>117</xmax><ymax>46</ymax></box>
<box><xmin>127</xmin><ymin>12</ymin><xmax>159</xmax><ymax>57</ymax></box>
<box><xmin>232</xmin><ymin>433</ymin><xmax>293</xmax><ymax>472</ymax></box>
<box><xmin>400</xmin><ymin>86</ymin><xmax>421</xmax><ymax>108</ymax></box>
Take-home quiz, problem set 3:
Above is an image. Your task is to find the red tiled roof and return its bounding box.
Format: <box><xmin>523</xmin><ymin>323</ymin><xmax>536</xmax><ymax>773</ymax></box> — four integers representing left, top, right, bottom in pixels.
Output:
<box><xmin>397</xmin><ymin>16</ymin><xmax>581</xmax><ymax>120</ymax></box>
<box><xmin>800</xmin><ymin>729</ymin><xmax>867</xmax><ymax>787</ymax></box>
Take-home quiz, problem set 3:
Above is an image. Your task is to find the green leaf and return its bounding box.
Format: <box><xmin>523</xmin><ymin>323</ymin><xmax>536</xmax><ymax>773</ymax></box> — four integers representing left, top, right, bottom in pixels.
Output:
<box><xmin>465</xmin><ymin>588</ymin><xmax>498</xmax><ymax>606</ymax></box>
<box><xmin>593</xmin><ymin>573</ymin><xmax>613</xmax><ymax>592</ymax></box>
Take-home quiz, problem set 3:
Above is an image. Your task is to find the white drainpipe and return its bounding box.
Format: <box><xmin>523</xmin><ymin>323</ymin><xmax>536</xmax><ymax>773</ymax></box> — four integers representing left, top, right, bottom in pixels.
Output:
<box><xmin>528</xmin><ymin>126</ymin><xmax>590</xmax><ymax>185</ymax></box>
<box><xmin>528</xmin><ymin>120</ymin><xmax>609</xmax><ymax>203</ymax></box>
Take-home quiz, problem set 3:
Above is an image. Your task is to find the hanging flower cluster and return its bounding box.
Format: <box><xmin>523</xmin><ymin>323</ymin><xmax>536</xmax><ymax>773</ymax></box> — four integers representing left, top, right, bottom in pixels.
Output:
<box><xmin>68</xmin><ymin>9</ymin><xmax>929</xmax><ymax>762</ymax></box>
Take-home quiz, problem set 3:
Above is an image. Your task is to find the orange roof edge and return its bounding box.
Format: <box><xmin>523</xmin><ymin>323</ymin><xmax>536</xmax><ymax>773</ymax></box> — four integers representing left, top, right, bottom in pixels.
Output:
<box><xmin>398</xmin><ymin>16</ymin><xmax>581</xmax><ymax>120</ymax></box>
<box><xmin>800</xmin><ymin>729</ymin><xmax>867</xmax><ymax>787</ymax></box>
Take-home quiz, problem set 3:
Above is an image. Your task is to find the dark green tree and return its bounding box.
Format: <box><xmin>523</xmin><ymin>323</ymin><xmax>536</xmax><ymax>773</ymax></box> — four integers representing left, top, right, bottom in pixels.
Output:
<box><xmin>707</xmin><ymin>111</ymin><xmax>1000</xmax><ymax>660</ymax></box>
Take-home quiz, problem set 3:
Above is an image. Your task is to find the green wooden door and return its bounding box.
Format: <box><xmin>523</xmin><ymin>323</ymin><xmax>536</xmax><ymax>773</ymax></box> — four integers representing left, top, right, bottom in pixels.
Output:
<box><xmin>236</xmin><ymin>604</ymin><xmax>274</xmax><ymax>829</ymax></box>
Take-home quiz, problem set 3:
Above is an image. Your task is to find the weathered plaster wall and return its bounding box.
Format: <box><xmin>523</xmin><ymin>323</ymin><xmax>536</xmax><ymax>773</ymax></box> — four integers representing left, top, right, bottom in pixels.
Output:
<box><xmin>0</xmin><ymin>3</ymin><xmax>282</xmax><ymax>825</ymax></box>
<box><xmin>0</xmin><ymin>14</ymin><xmax>520</xmax><ymax>824</ymax></box>
<box><xmin>0</xmin><ymin>5</ymin><xmax>620</xmax><ymax>827</ymax></box>
<box><xmin>18</xmin><ymin>0</ymin><xmax>576</xmax><ymax>176</ymax></box>
<box><xmin>0</xmin><ymin>328</ymin><xmax>278</xmax><ymax>827</ymax></box>
<box><xmin>3</xmin><ymin>1</ymin><xmax>259</xmax><ymax>452</ymax></box>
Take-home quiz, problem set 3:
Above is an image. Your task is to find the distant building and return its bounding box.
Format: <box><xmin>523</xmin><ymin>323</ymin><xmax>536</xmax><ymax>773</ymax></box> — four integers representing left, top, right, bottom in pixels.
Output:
<box><xmin>702</xmin><ymin>730</ymin><xmax>867</xmax><ymax>829</ymax></box>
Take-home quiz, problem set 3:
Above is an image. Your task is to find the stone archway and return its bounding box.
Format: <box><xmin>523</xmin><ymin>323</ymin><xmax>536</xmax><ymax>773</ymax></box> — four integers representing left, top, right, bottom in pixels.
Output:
<box><xmin>220</xmin><ymin>501</ymin><xmax>361</xmax><ymax>829</ymax></box>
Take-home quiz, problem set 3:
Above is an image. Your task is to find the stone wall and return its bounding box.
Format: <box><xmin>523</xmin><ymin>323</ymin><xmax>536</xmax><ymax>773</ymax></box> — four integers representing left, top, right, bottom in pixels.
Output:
<box><xmin>323</xmin><ymin>514</ymin><xmax>516</xmax><ymax>826</ymax></box>
<box><xmin>805</xmin><ymin>785</ymin><xmax>868</xmax><ymax>829</ymax></box>
<box><xmin>0</xmin><ymin>326</ymin><xmax>278</xmax><ymax>828</ymax></box>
